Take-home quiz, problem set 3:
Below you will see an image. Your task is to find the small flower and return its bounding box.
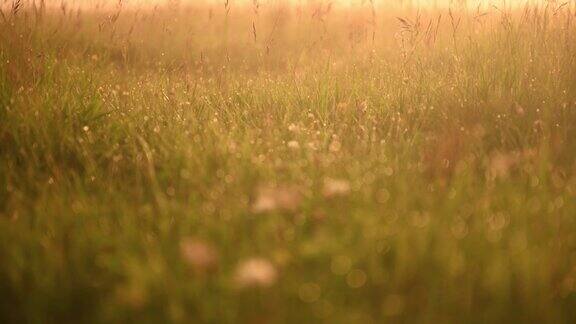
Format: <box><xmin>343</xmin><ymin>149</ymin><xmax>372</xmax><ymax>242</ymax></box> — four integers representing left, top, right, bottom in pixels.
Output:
<box><xmin>329</xmin><ymin>140</ymin><xmax>342</xmax><ymax>153</ymax></box>
<box><xmin>287</xmin><ymin>140</ymin><xmax>300</xmax><ymax>149</ymax></box>
<box><xmin>252</xmin><ymin>185</ymin><xmax>302</xmax><ymax>213</ymax></box>
<box><xmin>252</xmin><ymin>191</ymin><xmax>276</xmax><ymax>212</ymax></box>
<box><xmin>489</xmin><ymin>152</ymin><xmax>518</xmax><ymax>179</ymax></box>
<box><xmin>307</xmin><ymin>142</ymin><xmax>319</xmax><ymax>151</ymax></box>
<box><xmin>513</xmin><ymin>102</ymin><xmax>525</xmax><ymax>116</ymax></box>
<box><xmin>234</xmin><ymin>258</ymin><xmax>278</xmax><ymax>288</ymax></box>
<box><xmin>180</xmin><ymin>238</ymin><xmax>219</xmax><ymax>272</ymax></box>
<box><xmin>288</xmin><ymin>123</ymin><xmax>300</xmax><ymax>133</ymax></box>
<box><xmin>322</xmin><ymin>178</ymin><xmax>351</xmax><ymax>198</ymax></box>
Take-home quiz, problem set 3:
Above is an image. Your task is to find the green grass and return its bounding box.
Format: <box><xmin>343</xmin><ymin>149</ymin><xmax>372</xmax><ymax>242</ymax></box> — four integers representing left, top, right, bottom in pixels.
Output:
<box><xmin>2</xmin><ymin>1</ymin><xmax>576</xmax><ymax>322</ymax></box>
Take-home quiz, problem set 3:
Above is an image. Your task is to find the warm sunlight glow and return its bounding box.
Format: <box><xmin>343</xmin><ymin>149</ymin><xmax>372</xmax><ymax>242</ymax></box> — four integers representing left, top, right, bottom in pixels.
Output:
<box><xmin>1</xmin><ymin>0</ymin><xmax>575</xmax><ymax>322</ymax></box>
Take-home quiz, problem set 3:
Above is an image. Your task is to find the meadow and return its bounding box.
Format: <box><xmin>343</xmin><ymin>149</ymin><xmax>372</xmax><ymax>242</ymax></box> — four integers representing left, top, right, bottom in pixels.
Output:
<box><xmin>1</xmin><ymin>0</ymin><xmax>576</xmax><ymax>322</ymax></box>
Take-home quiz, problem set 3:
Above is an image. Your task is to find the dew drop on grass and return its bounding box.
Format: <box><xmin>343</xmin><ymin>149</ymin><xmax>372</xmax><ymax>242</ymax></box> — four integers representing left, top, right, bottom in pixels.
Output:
<box><xmin>346</xmin><ymin>269</ymin><xmax>367</xmax><ymax>288</ymax></box>
<box><xmin>234</xmin><ymin>258</ymin><xmax>278</xmax><ymax>289</ymax></box>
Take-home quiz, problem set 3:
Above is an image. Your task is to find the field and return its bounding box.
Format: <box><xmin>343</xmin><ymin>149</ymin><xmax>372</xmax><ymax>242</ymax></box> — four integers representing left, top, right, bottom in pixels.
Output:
<box><xmin>1</xmin><ymin>0</ymin><xmax>576</xmax><ymax>322</ymax></box>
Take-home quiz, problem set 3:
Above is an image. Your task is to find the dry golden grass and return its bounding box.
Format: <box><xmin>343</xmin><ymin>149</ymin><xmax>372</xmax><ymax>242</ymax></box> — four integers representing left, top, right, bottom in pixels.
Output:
<box><xmin>2</xmin><ymin>0</ymin><xmax>576</xmax><ymax>322</ymax></box>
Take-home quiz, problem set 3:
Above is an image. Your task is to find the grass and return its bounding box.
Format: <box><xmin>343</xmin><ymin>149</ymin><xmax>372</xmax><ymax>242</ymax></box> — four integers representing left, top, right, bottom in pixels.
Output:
<box><xmin>1</xmin><ymin>0</ymin><xmax>576</xmax><ymax>322</ymax></box>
